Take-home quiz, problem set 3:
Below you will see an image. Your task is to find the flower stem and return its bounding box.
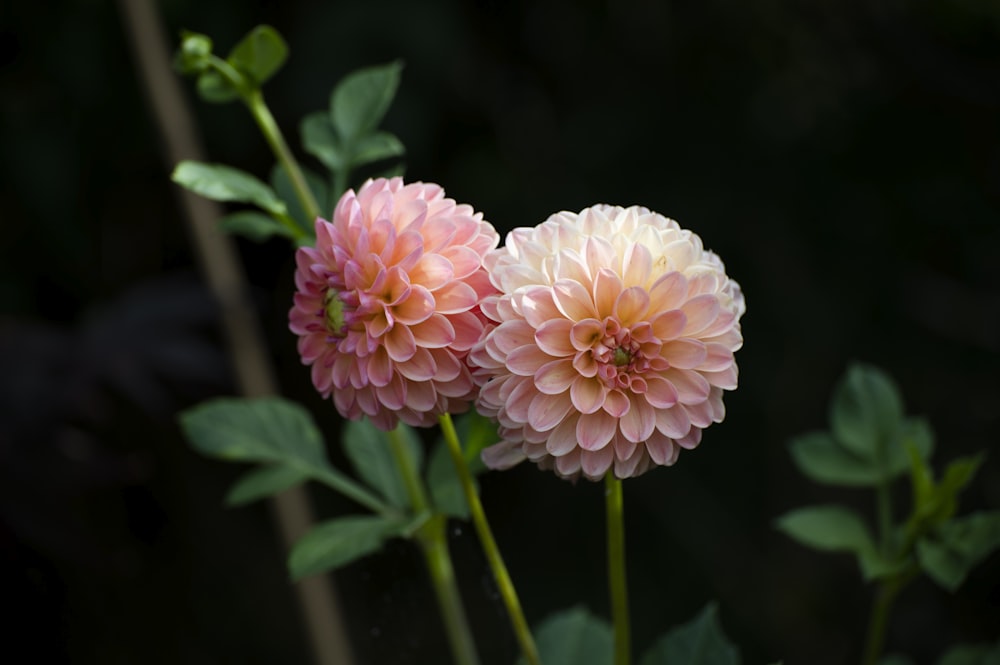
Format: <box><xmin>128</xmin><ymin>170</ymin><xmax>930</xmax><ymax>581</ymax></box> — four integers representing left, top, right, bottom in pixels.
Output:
<box><xmin>387</xmin><ymin>427</ymin><xmax>481</xmax><ymax>665</ymax></box>
<box><xmin>243</xmin><ymin>88</ymin><xmax>322</xmax><ymax>228</ymax></box>
<box><xmin>860</xmin><ymin>576</ymin><xmax>901</xmax><ymax>665</ymax></box>
<box><xmin>606</xmin><ymin>474</ymin><xmax>631</xmax><ymax>665</ymax></box>
<box><xmin>438</xmin><ymin>414</ymin><xmax>541</xmax><ymax>665</ymax></box>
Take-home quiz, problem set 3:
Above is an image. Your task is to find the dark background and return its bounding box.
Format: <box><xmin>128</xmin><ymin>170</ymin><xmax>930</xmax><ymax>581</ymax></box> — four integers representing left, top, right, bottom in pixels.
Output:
<box><xmin>2</xmin><ymin>0</ymin><xmax>999</xmax><ymax>663</ymax></box>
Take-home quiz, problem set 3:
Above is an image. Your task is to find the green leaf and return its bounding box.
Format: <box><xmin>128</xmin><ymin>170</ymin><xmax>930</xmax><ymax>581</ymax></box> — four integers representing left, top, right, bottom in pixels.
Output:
<box><xmin>172</xmin><ymin>161</ymin><xmax>286</xmax><ymax>214</ymax></box>
<box><xmin>639</xmin><ymin>603</ymin><xmax>740</xmax><ymax>665</ymax></box>
<box><xmin>454</xmin><ymin>411</ymin><xmax>500</xmax><ymax>475</ymax></box>
<box><xmin>218</xmin><ymin>210</ymin><xmax>294</xmax><ymax>242</ymax></box>
<box><xmin>227</xmin><ymin>25</ymin><xmax>288</xmax><ymax>87</ymax></box>
<box><xmin>829</xmin><ymin>363</ymin><xmax>904</xmax><ymax>460</ymax></box>
<box><xmin>937</xmin><ymin>639</ymin><xmax>1000</xmax><ymax>665</ymax></box>
<box><xmin>789</xmin><ymin>431</ymin><xmax>880</xmax><ymax>486</ymax></box>
<box><xmin>288</xmin><ymin>515</ymin><xmax>402</xmax><ymax>580</ymax></box>
<box><xmin>225</xmin><ymin>464</ymin><xmax>308</xmax><ymax>506</ymax></box>
<box><xmin>427</xmin><ymin>439</ymin><xmax>475</xmax><ymax>519</ymax></box>
<box><xmin>195</xmin><ymin>70</ymin><xmax>240</xmax><ymax>103</ymax></box>
<box><xmin>342</xmin><ymin>419</ymin><xmax>423</xmax><ymax>510</ymax></box>
<box><xmin>174</xmin><ymin>31</ymin><xmax>213</xmax><ymax>74</ymax></box>
<box><xmin>330</xmin><ymin>61</ymin><xmax>403</xmax><ymax>143</ymax></box>
<box><xmin>181</xmin><ymin>396</ymin><xmax>327</xmax><ymax>467</ymax></box>
<box><xmin>301</xmin><ymin>111</ymin><xmax>347</xmax><ymax>172</ymax></box>
<box><xmin>350</xmin><ymin>131</ymin><xmax>405</xmax><ymax>167</ymax></box>
<box><xmin>518</xmin><ymin>606</ymin><xmax>612</xmax><ymax>665</ymax></box>
<box><xmin>270</xmin><ymin>163</ymin><xmax>329</xmax><ymax>232</ymax></box>
<box><xmin>917</xmin><ymin>511</ymin><xmax>1000</xmax><ymax>591</ymax></box>
<box><xmin>775</xmin><ymin>505</ymin><xmax>897</xmax><ymax>579</ymax></box>
<box><xmin>180</xmin><ymin>397</ymin><xmax>387</xmax><ymax>513</ymax></box>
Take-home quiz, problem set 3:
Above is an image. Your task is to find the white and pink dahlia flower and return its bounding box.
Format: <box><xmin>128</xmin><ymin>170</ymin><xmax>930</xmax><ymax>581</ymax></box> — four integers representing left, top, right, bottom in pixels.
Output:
<box><xmin>470</xmin><ymin>204</ymin><xmax>745</xmax><ymax>480</ymax></box>
<box><xmin>289</xmin><ymin>177</ymin><xmax>499</xmax><ymax>431</ymax></box>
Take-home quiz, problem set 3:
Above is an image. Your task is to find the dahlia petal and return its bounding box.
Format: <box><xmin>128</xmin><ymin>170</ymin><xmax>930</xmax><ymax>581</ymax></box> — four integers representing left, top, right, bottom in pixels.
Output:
<box><xmin>573</xmin><ymin>351</ymin><xmax>599</xmax><ymax>377</ymax></box>
<box><xmin>644</xmin><ymin>376</ymin><xmax>679</xmax><ymax>408</ymax></box>
<box><xmin>432</xmin><ymin>280</ymin><xmax>478</xmax><ymax>314</ymax></box>
<box><xmin>442</xmin><ymin>245</ymin><xmax>481</xmax><ymax>280</ymax></box>
<box><xmin>492</xmin><ymin>320</ymin><xmax>536</xmax><ymax>355</ymax></box>
<box><xmin>665</xmin><ymin>369</ymin><xmax>711</xmax><ymax>404</ymax></box>
<box><xmin>648</xmin><ymin>272</ymin><xmax>688</xmax><ymax>312</ymax></box>
<box><xmin>528</xmin><ymin>392</ymin><xmax>575</xmax><ymax>432</ymax></box>
<box><xmin>547</xmin><ymin>415</ymin><xmax>581</xmax><ymax>456</ymax></box>
<box><xmin>392</xmin><ymin>285</ymin><xmax>435</xmax><ymax>324</ymax></box>
<box><xmin>701</xmin><ymin>343</ymin><xmax>735</xmax><ymax>372</ymax></box>
<box><xmin>592</xmin><ymin>269</ymin><xmax>624</xmax><ymax>319</ymax></box>
<box><xmin>409</xmin><ymin>314</ymin><xmax>456</xmax><ymax>348</ymax></box>
<box><xmin>505</xmin><ymin>376</ymin><xmax>536</xmax><ymax>422</ymax></box>
<box><xmin>507</xmin><ymin>344</ymin><xmax>554</xmax><ymax>376</ymax></box>
<box><xmin>580</xmin><ymin>446</ymin><xmax>615</xmax><ymax>479</ymax></box>
<box><xmin>602</xmin><ymin>389</ymin><xmax>631</xmax><ymax>417</ymax></box>
<box><xmin>535</xmin><ymin>358</ymin><xmax>578</xmax><ymax>395</ymax></box>
<box><xmin>367</xmin><ymin>346</ymin><xmax>393</xmax><ymax>387</ymax></box>
<box><xmin>646</xmin><ymin>435</ymin><xmax>679</xmax><ymax>465</ymax></box>
<box><xmin>621</xmin><ymin>242</ymin><xmax>652</xmax><ymax>288</ymax></box>
<box><xmin>699</xmin><ymin>308</ymin><xmax>737</xmax><ymax>338</ymax></box>
<box><xmin>404</xmin><ymin>380</ymin><xmax>438</xmax><ymax>411</ymax></box>
<box><xmin>429</xmin><ymin>349</ymin><xmax>462</xmax><ymax>382</ymax></box>
<box><xmin>680</xmin><ymin>294</ymin><xmax>721</xmax><ymax>336</ymax></box>
<box><xmin>583</xmin><ymin>236</ymin><xmax>616</xmax><ymax>280</ymax></box>
<box><xmin>570</xmin><ymin>318</ymin><xmax>604</xmax><ymax>351</ymax></box>
<box><xmin>554</xmin><ymin>448</ymin><xmax>583</xmax><ymax>476</ymax></box>
<box><xmin>409</xmin><ymin>253</ymin><xmax>454</xmax><ymax>290</ymax></box>
<box><xmin>620</xmin><ymin>397</ymin><xmax>655</xmax><ymax>443</ymax></box>
<box><xmin>677</xmin><ymin>427</ymin><xmax>703</xmax><ymax>450</ymax></box>
<box><xmin>311</xmin><ymin>360</ymin><xmax>333</xmax><ymax>396</ymax></box>
<box><xmin>614</xmin><ymin>447</ymin><xmax>645</xmax><ymax>478</ymax></box>
<box><xmin>552</xmin><ymin>279</ymin><xmax>597</xmax><ymax>321</ymax></box>
<box><xmin>449</xmin><ymin>311</ymin><xmax>484</xmax><ymax>352</ymax></box>
<box><xmin>655</xmin><ymin>405</ymin><xmax>691</xmax><ymax>439</ymax></box>
<box><xmin>570</xmin><ymin>376</ymin><xmax>607</xmax><ymax>414</ymax></box>
<box><xmin>395</xmin><ymin>347</ymin><xmax>436</xmax><ymax>381</ymax></box>
<box><xmin>553</xmin><ymin>249</ymin><xmax>591</xmax><ymax>285</ymax></box>
<box><xmin>435</xmin><ymin>369</ymin><xmax>474</xmax><ymax>398</ymax></box>
<box><xmin>702</xmin><ymin>365</ymin><xmax>738</xmax><ymax>390</ymax></box>
<box><xmin>482</xmin><ymin>441</ymin><xmax>527</xmax><ymax>470</ymax></box>
<box><xmin>376</xmin><ymin>374</ymin><xmax>407</xmax><ymax>410</ymax></box>
<box><xmin>535</xmin><ymin>318</ymin><xmax>576</xmax><ymax>356</ymax></box>
<box><xmin>661</xmin><ymin>339</ymin><xmax>708</xmax><ymax>369</ymax></box>
<box><xmin>576</xmin><ymin>410</ymin><xmax>617</xmax><ymax>451</ymax></box>
<box><xmin>613</xmin><ymin>287</ymin><xmax>651</xmax><ymax>326</ymax></box>
<box><xmin>684</xmin><ymin>400</ymin><xmax>714</xmax><ymax>428</ymax></box>
<box><xmin>615</xmin><ymin>436</ymin><xmax>639</xmax><ymax>462</ymax></box>
<box><xmin>384</xmin><ymin>323</ymin><xmax>417</xmax><ymax>362</ymax></box>
<box><xmin>520</xmin><ymin>287</ymin><xmax>563</xmax><ymax>328</ymax></box>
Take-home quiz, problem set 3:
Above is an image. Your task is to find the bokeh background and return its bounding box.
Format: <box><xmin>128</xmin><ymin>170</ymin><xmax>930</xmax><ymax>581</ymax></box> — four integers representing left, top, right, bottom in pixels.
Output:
<box><xmin>2</xmin><ymin>0</ymin><xmax>999</xmax><ymax>663</ymax></box>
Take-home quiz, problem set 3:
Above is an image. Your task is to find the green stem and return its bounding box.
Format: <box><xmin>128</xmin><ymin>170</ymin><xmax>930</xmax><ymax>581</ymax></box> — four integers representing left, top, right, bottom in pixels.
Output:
<box><xmin>387</xmin><ymin>427</ymin><xmax>481</xmax><ymax>665</ymax></box>
<box><xmin>438</xmin><ymin>414</ymin><xmax>541</xmax><ymax>665</ymax></box>
<box><xmin>309</xmin><ymin>467</ymin><xmax>394</xmax><ymax>518</ymax></box>
<box><xmin>243</xmin><ymin>89</ymin><xmax>322</xmax><ymax>225</ymax></box>
<box><xmin>877</xmin><ymin>483</ymin><xmax>893</xmax><ymax>558</ymax></box>
<box><xmin>606</xmin><ymin>474</ymin><xmax>631</xmax><ymax>665</ymax></box>
<box><xmin>860</xmin><ymin>576</ymin><xmax>901</xmax><ymax>665</ymax></box>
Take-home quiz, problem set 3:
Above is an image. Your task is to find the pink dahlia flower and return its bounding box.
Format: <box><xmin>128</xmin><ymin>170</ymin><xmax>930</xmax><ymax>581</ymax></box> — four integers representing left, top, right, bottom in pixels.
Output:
<box><xmin>289</xmin><ymin>177</ymin><xmax>499</xmax><ymax>431</ymax></box>
<box><xmin>470</xmin><ymin>204</ymin><xmax>745</xmax><ymax>480</ymax></box>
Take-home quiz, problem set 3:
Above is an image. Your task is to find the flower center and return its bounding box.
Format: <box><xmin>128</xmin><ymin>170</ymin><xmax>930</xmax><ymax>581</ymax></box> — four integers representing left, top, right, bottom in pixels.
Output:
<box><xmin>323</xmin><ymin>289</ymin><xmax>347</xmax><ymax>336</ymax></box>
<box><xmin>612</xmin><ymin>346</ymin><xmax>632</xmax><ymax>366</ymax></box>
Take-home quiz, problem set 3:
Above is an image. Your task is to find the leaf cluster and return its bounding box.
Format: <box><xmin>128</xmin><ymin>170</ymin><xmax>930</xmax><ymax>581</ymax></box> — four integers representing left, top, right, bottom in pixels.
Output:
<box><xmin>519</xmin><ymin>604</ymin><xmax>780</xmax><ymax>665</ymax></box>
<box><xmin>171</xmin><ymin>26</ymin><xmax>405</xmax><ymax>245</ymax></box>
<box><xmin>776</xmin><ymin>363</ymin><xmax>999</xmax><ymax>591</ymax></box>
<box><xmin>180</xmin><ymin>397</ymin><xmax>496</xmax><ymax>580</ymax></box>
